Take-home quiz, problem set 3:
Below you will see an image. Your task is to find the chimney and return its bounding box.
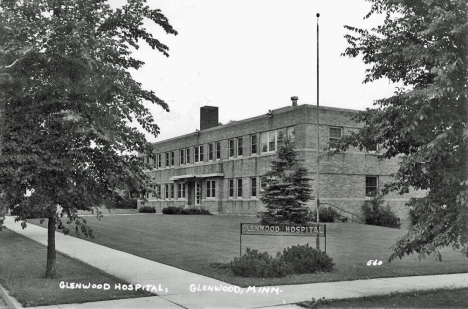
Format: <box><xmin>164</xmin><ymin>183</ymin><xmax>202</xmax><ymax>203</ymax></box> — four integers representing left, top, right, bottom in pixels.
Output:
<box><xmin>291</xmin><ymin>96</ymin><xmax>298</xmax><ymax>106</ymax></box>
<box><xmin>200</xmin><ymin>106</ymin><xmax>219</xmax><ymax>130</ymax></box>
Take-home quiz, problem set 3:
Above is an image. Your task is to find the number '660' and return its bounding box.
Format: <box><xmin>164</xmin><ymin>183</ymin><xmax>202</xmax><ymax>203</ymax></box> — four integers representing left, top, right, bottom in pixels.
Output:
<box><xmin>367</xmin><ymin>260</ymin><xmax>383</xmax><ymax>266</ymax></box>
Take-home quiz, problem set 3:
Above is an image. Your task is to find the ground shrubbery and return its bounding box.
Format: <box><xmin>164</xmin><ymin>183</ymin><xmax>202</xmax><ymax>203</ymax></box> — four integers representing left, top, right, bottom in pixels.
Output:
<box><xmin>362</xmin><ymin>197</ymin><xmax>400</xmax><ymax>228</ymax></box>
<box><xmin>309</xmin><ymin>206</ymin><xmax>341</xmax><ymax>223</ymax></box>
<box><xmin>162</xmin><ymin>206</ymin><xmax>211</xmax><ymax>215</ymax></box>
<box><xmin>138</xmin><ymin>206</ymin><xmax>156</xmax><ymax>213</ymax></box>
<box><xmin>228</xmin><ymin>244</ymin><xmax>334</xmax><ymax>278</ymax></box>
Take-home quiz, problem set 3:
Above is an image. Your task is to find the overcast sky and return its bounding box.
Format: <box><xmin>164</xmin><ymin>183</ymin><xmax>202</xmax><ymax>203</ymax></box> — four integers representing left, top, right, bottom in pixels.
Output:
<box><xmin>123</xmin><ymin>0</ymin><xmax>396</xmax><ymax>142</ymax></box>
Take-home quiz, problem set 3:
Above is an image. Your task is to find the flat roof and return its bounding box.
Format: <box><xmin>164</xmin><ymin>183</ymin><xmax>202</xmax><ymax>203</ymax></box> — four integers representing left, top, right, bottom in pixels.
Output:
<box><xmin>150</xmin><ymin>104</ymin><xmax>362</xmax><ymax>145</ymax></box>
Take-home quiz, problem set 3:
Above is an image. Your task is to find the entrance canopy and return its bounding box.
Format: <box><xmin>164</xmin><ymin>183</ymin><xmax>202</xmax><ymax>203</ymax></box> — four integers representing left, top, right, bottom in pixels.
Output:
<box><xmin>169</xmin><ymin>173</ymin><xmax>224</xmax><ymax>182</ymax></box>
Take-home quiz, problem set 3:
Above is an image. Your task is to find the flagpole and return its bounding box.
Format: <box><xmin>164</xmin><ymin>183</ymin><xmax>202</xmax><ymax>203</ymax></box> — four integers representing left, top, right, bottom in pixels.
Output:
<box><xmin>315</xmin><ymin>12</ymin><xmax>320</xmax><ymax>251</ymax></box>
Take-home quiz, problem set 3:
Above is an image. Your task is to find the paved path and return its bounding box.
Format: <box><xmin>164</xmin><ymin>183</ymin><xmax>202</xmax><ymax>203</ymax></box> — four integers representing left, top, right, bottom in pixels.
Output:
<box><xmin>3</xmin><ymin>216</ymin><xmax>468</xmax><ymax>309</ymax></box>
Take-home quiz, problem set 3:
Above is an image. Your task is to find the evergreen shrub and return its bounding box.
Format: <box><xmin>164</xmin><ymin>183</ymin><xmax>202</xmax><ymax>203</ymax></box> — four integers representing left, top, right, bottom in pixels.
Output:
<box><xmin>138</xmin><ymin>206</ymin><xmax>156</xmax><ymax>213</ymax></box>
<box><xmin>229</xmin><ymin>248</ymin><xmax>294</xmax><ymax>278</ymax></box>
<box><xmin>362</xmin><ymin>197</ymin><xmax>400</xmax><ymax>228</ymax></box>
<box><xmin>228</xmin><ymin>245</ymin><xmax>334</xmax><ymax>278</ymax></box>
<box><xmin>162</xmin><ymin>206</ymin><xmax>211</xmax><ymax>215</ymax></box>
<box><xmin>282</xmin><ymin>244</ymin><xmax>335</xmax><ymax>273</ymax></box>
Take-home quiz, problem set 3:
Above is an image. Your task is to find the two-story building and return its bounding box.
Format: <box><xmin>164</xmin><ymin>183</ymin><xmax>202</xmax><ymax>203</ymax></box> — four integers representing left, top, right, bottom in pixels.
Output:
<box><xmin>139</xmin><ymin>98</ymin><xmax>418</xmax><ymax>227</ymax></box>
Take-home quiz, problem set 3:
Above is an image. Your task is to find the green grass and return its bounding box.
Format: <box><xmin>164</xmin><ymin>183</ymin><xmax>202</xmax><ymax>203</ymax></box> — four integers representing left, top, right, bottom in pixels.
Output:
<box><xmin>29</xmin><ymin>215</ymin><xmax>468</xmax><ymax>287</ymax></box>
<box><xmin>0</xmin><ymin>228</ymin><xmax>152</xmax><ymax>308</ymax></box>
<box><xmin>298</xmin><ymin>287</ymin><xmax>468</xmax><ymax>308</ymax></box>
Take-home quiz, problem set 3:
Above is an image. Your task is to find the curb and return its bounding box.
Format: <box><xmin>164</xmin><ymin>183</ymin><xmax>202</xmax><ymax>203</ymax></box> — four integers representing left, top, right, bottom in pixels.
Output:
<box><xmin>0</xmin><ymin>284</ymin><xmax>23</xmax><ymax>309</ymax></box>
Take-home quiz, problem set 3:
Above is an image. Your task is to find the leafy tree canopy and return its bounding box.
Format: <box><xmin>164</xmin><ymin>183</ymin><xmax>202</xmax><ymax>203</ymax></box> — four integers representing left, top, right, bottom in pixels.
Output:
<box><xmin>340</xmin><ymin>0</ymin><xmax>467</xmax><ymax>261</ymax></box>
<box><xmin>0</xmin><ymin>0</ymin><xmax>177</xmax><ymax>276</ymax></box>
<box><xmin>260</xmin><ymin>142</ymin><xmax>313</xmax><ymax>225</ymax></box>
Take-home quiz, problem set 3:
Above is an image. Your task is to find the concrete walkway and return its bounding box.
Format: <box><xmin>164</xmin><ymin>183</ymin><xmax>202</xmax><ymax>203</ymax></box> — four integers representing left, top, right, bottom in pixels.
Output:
<box><xmin>3</xmin><ymin>216</ymin><xmax>468</xmax><ymax>309</ymax></box>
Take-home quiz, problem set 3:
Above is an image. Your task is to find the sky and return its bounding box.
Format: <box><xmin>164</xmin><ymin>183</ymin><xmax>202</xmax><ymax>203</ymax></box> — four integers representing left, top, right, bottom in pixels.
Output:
<box><xmin>122</xmin><ymin>0</ymin><xmax>397</xmax><ymax>142</ymax></box>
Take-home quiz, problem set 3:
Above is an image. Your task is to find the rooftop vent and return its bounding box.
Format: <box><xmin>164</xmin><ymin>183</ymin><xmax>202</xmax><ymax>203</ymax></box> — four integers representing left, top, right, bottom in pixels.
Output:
<box><xmin>291</xmin><ymin>96</ymin><xmax>298</xmax><ymax>106</ymax></box>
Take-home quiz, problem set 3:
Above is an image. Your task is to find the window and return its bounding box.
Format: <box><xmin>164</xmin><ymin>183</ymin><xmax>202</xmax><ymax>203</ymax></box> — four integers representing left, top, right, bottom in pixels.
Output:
<box><xmin>156</xmin><ymin>185</ymin><xmax>161</xmax><ymax>199</ymax></box>
<box><xmin>186</xmin><ymin>148</ymin><xmax>191</xmax><ymax>164</ymax></box>
<box><xmin>251</xmin><ymin>135</ymin><xmax>257</xmax><ymax>155</ymax></box>
<box><xmin>277</xmin><ymin>129</ymin><xmax>284</xmax><ymax>147</ymax></box>
<box><xmin>195</xmin><ymin>146</ymin><xmax>199</xmax><ymax>163</ymax></box>
<box><xmin>261</xmin><ymin>130</ymin><xmax>283</xmax><ymax>153</ymax></box>
<box><xmin>260</xmin><ymin>178</ymin><xmax>267</xmax><ymax>194</ymax></box>
<box><xmin>180</xmin><ymin>149</ymin><xmax>185</xmax><ymax>165</ymax></box>
<box><xmin>157</xmin><ymin>154</ymin><xmax>161</xmax><ymax>168</ymax></box>
<box><xmin>194</xmin><ymin>145</ymin><xmax>204</xmax><ymax>163</ymax></box>
<box><xmin>229</xmin><ymin>139</ymin><xmax>235</xmax><ymax>157</ymax></box>
<box><xmin>171</xmin><ymin>151</ymin><xmax>175</xmax><ymax>166</ymax></box>
<box><xmin>229</xmin><ymin>179</ymin><xmax>234</xmax><ymax>198</ymax></box>
<box><xmin>366</xmin><ymin>176</ymin><xmax>378</xmax><ymax>197</ymax></box>
<box><xmin>237</xmin><ymin>137</ymin><xmax>243</xmax><ymax>156</ymax></box>
<box><xmin>195</xmin><ymin>183</ymin><xmax>201</xmax><ymax>205</ymax></box>
<box><xmin>209</xmin><ymin>143</ymin><xmax>214</xmax><ymax>161</ymax></box>
<box><xmin>170</xmin><ymin>183</ymin><xmax>174</xmax><ymax>199</ymax></box>
<box><xmin>287</xmin><ymin>126</ymin><xmax>295</xmax><ymax>143</ymax></box>
<box><xmin>206</xmin><ymin>180</ymin><xmax>216</xmax><ymax>198</ymax></box>
<box><xmin>165</xmin><ymin>152</ymin><xmax>170</xmax><ymax>167</ymax></box>
<box><xmin>251</xmin><ymin>177</ymin><xmax>257</xmax><ymax>197</ymax></box>
<box><xmin>165</xmin><ymin>184</ymin><xmax>169</xmax><ymax>199</ymax></box>
<box><xmin>178</xmin><ymin>183</ymin><xmax>186</xmax><ymax>199</ymax></box>
<box><xmin>237</xmin><ymin>178</ymin><xmax>242</xmax><ymax>199</ymax></box>
<box><xmin>216</xmin><ymin>142</ymin><xmax>221</xmax><ymax>160</ymax></box>
<box><xmin>329</xmin><ymin>127</ymin><xmax>342</xmax><ymax>149</ymax></box>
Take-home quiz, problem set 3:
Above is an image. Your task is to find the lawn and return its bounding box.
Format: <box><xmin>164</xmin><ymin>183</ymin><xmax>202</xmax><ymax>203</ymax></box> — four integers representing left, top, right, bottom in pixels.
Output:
<box><xmin>0</xmin><ymin>228</ymin><xmax>152</xmax><ymax>307</ymax></box>
<box><xmin>29</xmin><ymin>214</ymin><xmax>468</xmax><ymax>287</ymax></box>
<box><xmin>298</xmin><ymin>287</ymin><xmax>468</xmax><ymax>308</ymax></box>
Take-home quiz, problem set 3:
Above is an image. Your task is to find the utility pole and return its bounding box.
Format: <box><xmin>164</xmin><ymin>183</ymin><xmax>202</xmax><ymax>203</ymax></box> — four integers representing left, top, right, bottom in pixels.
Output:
<box><xmin>315</xmin><ymin>12</ymin><xmax>321</xmax><ymax>251</ymax></box>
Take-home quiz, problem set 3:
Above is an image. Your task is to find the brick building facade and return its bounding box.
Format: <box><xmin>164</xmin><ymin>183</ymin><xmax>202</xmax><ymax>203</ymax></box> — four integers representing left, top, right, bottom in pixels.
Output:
<box><xmin>139</xmin><ymin>101</ymin><xmax>419</xmax><ymax>227</ymax></box>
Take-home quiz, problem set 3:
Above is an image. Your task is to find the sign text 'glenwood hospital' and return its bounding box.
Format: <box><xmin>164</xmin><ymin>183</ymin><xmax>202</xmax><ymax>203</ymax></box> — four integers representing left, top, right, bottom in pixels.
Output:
<box><xmin>241</xmin><ymin>223</ymin><xmax>325</xmax><ymax>236</ymax></box>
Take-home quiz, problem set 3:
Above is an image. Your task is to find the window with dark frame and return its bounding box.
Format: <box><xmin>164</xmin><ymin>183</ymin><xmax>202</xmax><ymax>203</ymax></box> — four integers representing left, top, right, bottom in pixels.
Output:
<box><xmin>165</xmin><ymin>184</ymin><xmax>169</xmax><ymax>199</ymax></box>
<box><xmin>206</xmin><ymin>180</ymin><xmax>216</xmax><ymax>198</ymax></box>
<box><xmin>229</xmin><ymin>139</ymin><xmax>235</xmax><ymax>157</ymax></box>
<box><xmin>237</xmin><ymin>137</ymin><xmax>243</xmax><ymax>156</ymax></box>
<box><xmin>237</xmin><ymin>178</ymin><xmax>242</xmax><ymax>198</ymax></box>
<box><xmin>165</xmin><ymin>152</ymin><xmax>170</xmax><ymax>167</ymax></box>
<box><xmin>229</xmin><ymin>179</ymin><xmax>234</xmax><ymax>198</ymax></box>
<box><xmin>216</xmin><ymin>142</ymin><xmax>221</xmax><ymax>159</ymax></box>
<box><xmin>170</xmin><ymin>183</ymin><xmax>174</xmax><ymax>199</ymax></box>
<box><xmin>251</xmin><ymin>177</ymin><xmax>257</xmax><ymax>197</ymax></box>
<box><xmin>209</xmin><ymin>143</ymin><xmax>214</xmax><ymax>160</ymax></box>
<box><xmin>157</xmin><ymin>153</ymin><xmax>161</xmax><ymax>168</ymax></box>
<box><xmin>200</xmin><ymin>145</ymin><xmax>204</xmax><ymax>162</ymax></box>
<box><xmin>186</xmin><ymin>148</ymin><xmax>191</xmax><ymax>164</ymax></box>
<box><xmin>196</xmin><ymin>183</ymin><xmax>201</xmax><ymax>205</ymax></box>
<box><xmin>251</xmin><ymin>135</ymin><xmax>257</xmax><ymax>155</ymax></box>
<box><xmin>180</xmin><ymin>149</ymin><xmax>185</xmax><ymax>165</ymax></box>
<box><xmin>366</xmin><ymin>176</ymin><xmax>378</xmax><ymax>197</ymax></box>
<box><xmin>195</xmin><ymin>146</ymin><xmax>199</xmax><ymax>163</ymax></box>
<box><xmin>329</xmin><ymin>127</ymin><xmax>342</xmax><ymax>149</ymax></box>
<box><xmin>171</xmin><ymin>151</ymin><xmax>175</xmax><ymax>166</ymax></box>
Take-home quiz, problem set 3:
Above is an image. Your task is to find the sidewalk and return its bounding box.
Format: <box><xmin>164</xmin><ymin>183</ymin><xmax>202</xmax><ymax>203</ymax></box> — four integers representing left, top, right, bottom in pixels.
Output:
<box><xmin>3</xmin><ymin>216</ymin><xmax>468</xmax><ymax>309</ymax></box>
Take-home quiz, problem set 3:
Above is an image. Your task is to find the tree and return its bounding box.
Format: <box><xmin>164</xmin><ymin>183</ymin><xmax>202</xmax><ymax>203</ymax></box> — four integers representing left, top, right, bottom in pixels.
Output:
<box><xmin>260</xmin><ymin>142</ymin><xmax>313</xmax><ymax>225</ymax></box>
<box><xmin>340</xmin><ymin>0</ymin><xmax>467</xmax><ymax>261</ymax></box>
<box><xmin>0</xmin><ymin>0</ymin><xmax>177</xmax><ymax>277</ymax></box>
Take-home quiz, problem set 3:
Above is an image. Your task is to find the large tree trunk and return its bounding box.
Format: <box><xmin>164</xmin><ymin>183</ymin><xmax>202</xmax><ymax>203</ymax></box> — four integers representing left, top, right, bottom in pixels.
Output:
<box><xmin>45</xmin><ymin>215</ymin><xmax>56</xmax><ymax>278</ymax></box>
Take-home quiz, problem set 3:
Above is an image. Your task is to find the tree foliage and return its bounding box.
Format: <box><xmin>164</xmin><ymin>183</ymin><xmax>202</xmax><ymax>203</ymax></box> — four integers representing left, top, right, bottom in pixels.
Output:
<box><xmin>0</xmin><ymin>0</ymin><xmax>177</xmax><ymax>276</ymax></box>
<box><xmin>340</xmin><ymin>0</ymin><xmax>467</xmax><ymax>260</ymax></box>
<box><xmin>260</xmin><ymin>142</ymin><xmax>313</xmax><ymax>225</ymax></box>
